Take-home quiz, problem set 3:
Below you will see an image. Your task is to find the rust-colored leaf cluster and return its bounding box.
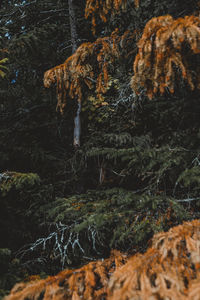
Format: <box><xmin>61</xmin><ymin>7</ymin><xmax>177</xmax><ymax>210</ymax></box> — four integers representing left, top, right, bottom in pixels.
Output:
<box><xmin>131</xmin><ymin>15</ymin><xmax>200</xmax><ymax>99</ymax></box>
<box><xmin>85</xmin><ymin>1</ymin><xmax>139</xmax><ymax>34</ymax></box>
<box><xmin>5</xmin><ymin>250</ymin><xmax>127</xmax><ymax>300</ymax></box>
<box><xmin>85</xmin><ymin>0</ymin><xmax>131</xmax><ymax>34</ymax></box>
<box><xmin>5</xmin><ymin>220</ymin><xmax>200</xmax><ymax>300</ymax></box>
<box><xmin>44</xmin><ymin>30</ymin><xmax>136</xmax><ymax>113</ymax></box>
<box><xmin>108</xmin><ymin>219</ymin><xmax>200</xmax><ymax>300</ymax></box>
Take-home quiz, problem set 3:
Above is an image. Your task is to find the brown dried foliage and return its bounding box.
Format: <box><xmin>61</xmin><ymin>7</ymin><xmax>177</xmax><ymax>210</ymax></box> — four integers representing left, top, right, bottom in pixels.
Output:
<box><xmin>5</xmin><ymin>250</ymin><xmax>127</xmax><ymax>300</ymax></box>
<box><xmin>5</xmin><ymin>220</ymin><xmax>200</xmax><ymax>300</ymax></box>
<box><xmin>108</xmin><ymin>219</ymin><xmax>200</xmax><ymax>300</ymax></box>
<box><xmin>85</xmin><ymin>0</ymin><xmax>139</xmax><ymax>34</ymax></box>
<box><xmin>131</xmin><ymin>15</ymin><xmax>200</xmax><ymax>99</ymax></box>
<box><xmin>44</xmin><ymin>30</ymin><xmax>136</xmax><ymax>113</ymax></box>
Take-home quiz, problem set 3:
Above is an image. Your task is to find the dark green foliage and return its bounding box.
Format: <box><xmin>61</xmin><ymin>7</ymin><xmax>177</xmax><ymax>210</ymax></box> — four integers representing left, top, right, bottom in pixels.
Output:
<box><xmin>15</xmin><ymin>89</ymin><xmax>200</xmax><ymax>272</ymax></box>
<box><xmin>0</xmin><ymin>248</ymin><xmax>25</xmax><ymax>300</ymax></box>
<box><xmin>0</xmin><ymin>172</ymin><xmax>53</xmax><ymax>250</ymax></box>
<box><xmin>0</xmin><ymin>172</ymin><xmax>40</xmax><ymax>196</ymax></box>
<box><xmin>24</xmin><ymin>189</ymin><xmax>192</xmax><ymax>267</ymax></box>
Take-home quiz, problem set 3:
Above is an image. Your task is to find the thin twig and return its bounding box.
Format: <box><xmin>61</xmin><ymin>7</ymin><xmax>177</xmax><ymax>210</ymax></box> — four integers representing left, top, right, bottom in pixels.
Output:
<box><xmin>175</xmin><ymin>197</ymin><xmax>200</xmax><ymax>203</ymax></box>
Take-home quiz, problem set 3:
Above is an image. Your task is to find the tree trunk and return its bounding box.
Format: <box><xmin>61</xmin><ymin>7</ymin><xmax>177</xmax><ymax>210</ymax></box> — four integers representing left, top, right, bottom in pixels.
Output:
<box><xmin>73</xmin><ymin>100</ymin><xmax>81</xmax><ymax>148</ymax></box>
<box><xmin>68</xmin><ymin>0</ymin><xmax>81</xmax><ymax>148</ymax></box>
<box><xmin>68</xmin><ymin>0</ymin><xmax>78</xmax><ymax>53</ymax></box>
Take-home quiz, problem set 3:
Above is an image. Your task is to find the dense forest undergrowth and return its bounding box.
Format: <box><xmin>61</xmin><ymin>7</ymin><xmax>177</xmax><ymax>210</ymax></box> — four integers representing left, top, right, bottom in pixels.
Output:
<box><xmin>1</xmin><ymin>0</ymin><xmax>200</xmax><ymax>299</ymax></box>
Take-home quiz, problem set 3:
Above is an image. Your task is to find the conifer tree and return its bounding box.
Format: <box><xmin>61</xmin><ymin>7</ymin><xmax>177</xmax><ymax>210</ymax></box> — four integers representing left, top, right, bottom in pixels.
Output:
<box><xmin>1</xmin><ymin>0</ymin><xmax>200</xmax><ymax>298</ymax></box>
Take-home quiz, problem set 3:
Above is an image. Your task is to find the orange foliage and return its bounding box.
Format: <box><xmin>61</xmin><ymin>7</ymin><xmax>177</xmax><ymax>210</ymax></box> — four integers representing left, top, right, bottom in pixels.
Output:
<box><xmin>44</xmin><ymin>30</ymin><xmax>137</xmax><ymax>113</ymax></box>
<box><xmin>5</xmin><ymin>250</ymin><xmax>127</xmax><ymax>300</ymax></box>
<box><xmin>85</xmin><ymin>0</ymin><xmax>125</xmax><ymax>33</ymax></box>
<box><xmin>85</xmin><ymin>0</ymin><xmax>139</xmax><ymax>34</ymax></box>
<box><xmin>131</xmin><ymin>15</ymin><xmax>200</xmax><ymax>99</ymax></box>
<box><xmin>5</xmin><ymin>220</ymin><xmax>200</xmax><ymax>299</ymax></box>
<box><xmin>108</xmin><ymin>219</ymin><xmax>200</xmax><ymax>300</ymax></box>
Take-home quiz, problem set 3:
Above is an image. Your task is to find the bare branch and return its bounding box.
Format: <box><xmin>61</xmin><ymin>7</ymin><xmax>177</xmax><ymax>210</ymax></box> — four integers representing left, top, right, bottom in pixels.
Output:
<box><xmin>40</xmin><ymin>9</ymin><xmax>68</xmax><ymax>14</ymax></box>
<box><xmin>175</xmin><ymin>197</ymin><xmax>200</xmax><ymax>203</ymax></box>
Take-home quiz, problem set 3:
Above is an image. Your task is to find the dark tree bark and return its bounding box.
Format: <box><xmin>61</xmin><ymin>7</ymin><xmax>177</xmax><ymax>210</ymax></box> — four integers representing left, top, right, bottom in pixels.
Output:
<box><xmin>68</xmin><ymin>0</ymin><xmax>81</xmax><ymax>148</ymax></box>
<box><xmin>68</xmin><ymin>0</ymin><xmax>78</xmax><ymax>53</ymax></box>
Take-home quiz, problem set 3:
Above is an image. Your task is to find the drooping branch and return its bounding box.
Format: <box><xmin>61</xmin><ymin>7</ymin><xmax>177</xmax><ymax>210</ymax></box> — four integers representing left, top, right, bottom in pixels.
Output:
<box><xmin>43</xmin><ymin>29</ymin><xmax>137</xmax><ymax>146</ymax></box>
<box><xmin>131</xmin><ymin>15</ymin><xmax>200</xmax><ymax>99</ymax></box>
<box><xmin>43</xmin><ymin>30</ymin><xmax>136</xmax><ymax>111</ymax></box>
<box><xmin>5</xmin><ymin>250</ymin><xmax>127</xmax><ymax>300</ymax></box>
<box><xmin>85</xmin><ymin>0</ymin><xmax>139</xmax><ymax>34</ymax></box>
<box><xmin>109</xmin><ymin>219</ymin><xmax>200</xmax><ymax>300</ymax></box>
